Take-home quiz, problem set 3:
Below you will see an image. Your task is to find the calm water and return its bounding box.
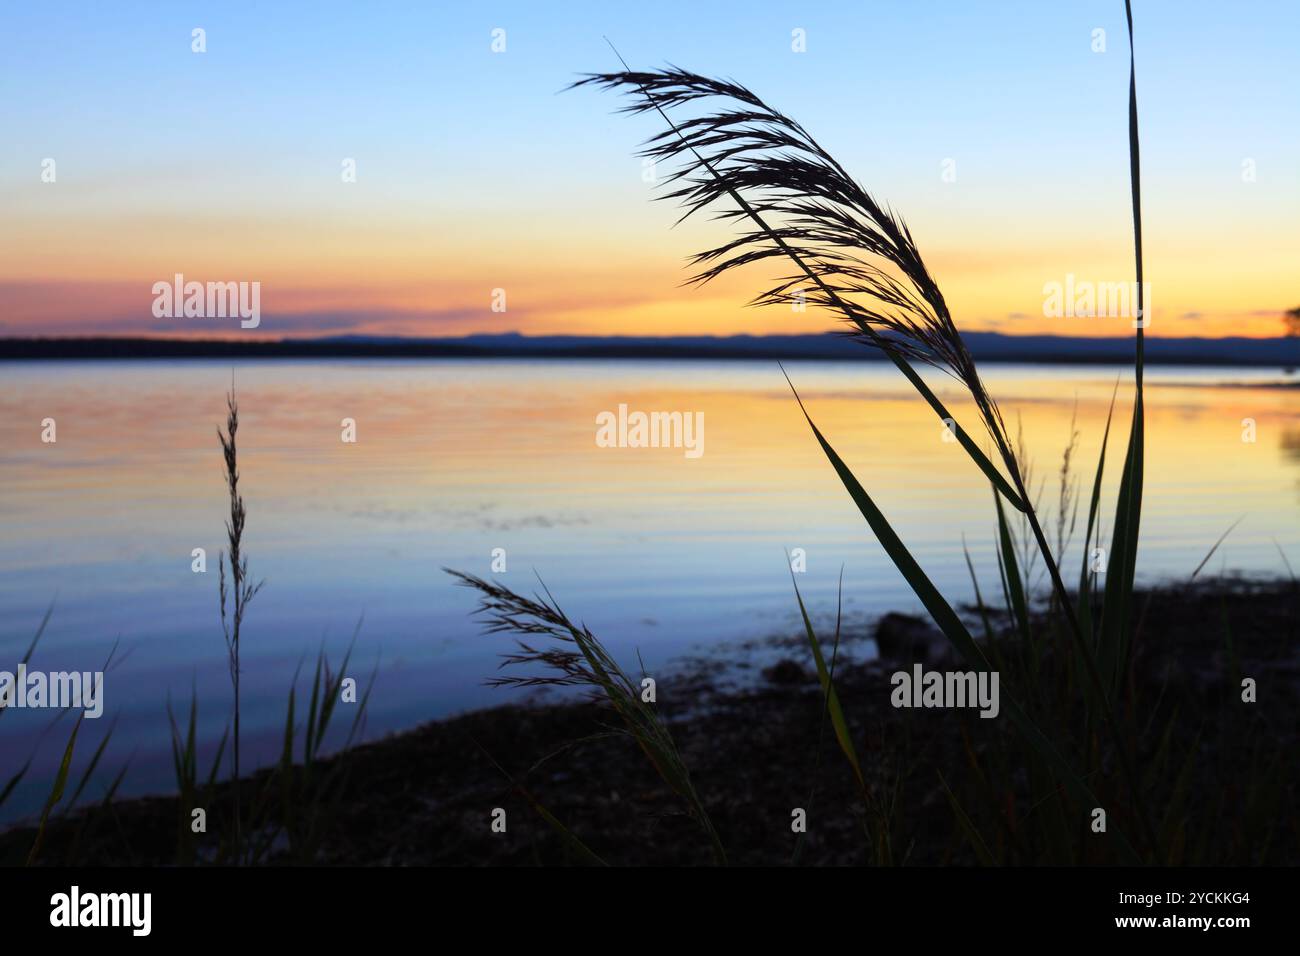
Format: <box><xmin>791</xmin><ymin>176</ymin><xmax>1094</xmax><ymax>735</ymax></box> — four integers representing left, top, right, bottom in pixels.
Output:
<box><xmin>1</xmin><ymin>359</ymin><xmax>1297</xmax><ymax>821</ymax></box>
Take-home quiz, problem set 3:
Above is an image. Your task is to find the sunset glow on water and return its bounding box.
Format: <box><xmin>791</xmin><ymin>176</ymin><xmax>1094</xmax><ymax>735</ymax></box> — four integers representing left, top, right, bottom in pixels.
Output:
<box><xmin>2</xmin><ymin>358</ymin><xmax>1295</xmax><ymax>820</ymax></box>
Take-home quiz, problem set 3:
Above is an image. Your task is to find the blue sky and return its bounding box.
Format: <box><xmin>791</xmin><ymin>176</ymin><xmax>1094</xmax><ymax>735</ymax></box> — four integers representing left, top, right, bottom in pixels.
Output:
<box><xmin>2</xmin><ymin>0</ymin><xmax>1296</xmax><ymax>337</ymax></box>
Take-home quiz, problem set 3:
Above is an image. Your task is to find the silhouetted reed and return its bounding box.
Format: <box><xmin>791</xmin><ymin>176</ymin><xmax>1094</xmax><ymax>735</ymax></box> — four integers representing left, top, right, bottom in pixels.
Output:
<box><xmin>218</xmin><ymin>388</ymin><xmax>263</xmax><ymax>863</ymax></box>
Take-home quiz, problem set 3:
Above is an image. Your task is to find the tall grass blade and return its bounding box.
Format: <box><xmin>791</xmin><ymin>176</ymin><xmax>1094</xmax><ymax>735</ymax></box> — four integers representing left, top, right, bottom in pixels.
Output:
<box><xmin>961</xmin><ymin>535</ymin><xmax>996</xmax><ymax>645</ymax></box>
<box><xmin>780</xmin><ymin>367</ymin><xmax>1141</xmax><ymax>862</ymax></box>
<box><xmin>788</xmin><ymin>568</ymin><xmax>866</xmax><ymax>795</ymax></box>
<box><xmin>1190</xmin><ymin>516</ymin><xmax>1244</xmax><ymax>581</ymax></box>
<box><xmin>994</xmin><ymin>490</ymin><xmax>1031</xmax><ymax>642</ymax></box>
<box><xmin>26</xmin><ymin>714</ymin><xmax>82</xmax><ymax>865</ymax></box>
<box><xmin>63</xmin><ymin>717</ymin><xmax>116</xmax><ymax>812</ymax></box>
<box><xmin>474</xmin><ymin>740</ymin><xmax>608</xmax><ymax>866</ymax></box>
<box><xmin>792</xmin><ymin>566</ymin><xmax>849</xmax><ymax>864</ymax></box>
<box><xmin>1101</xmin><ymin>0</ymin><xmax>1147</xmax><ymax>694</ymax></box>
<box><xmin>1079</xmin><ymin>378</ymin><xmax>1121</xmax><ymax>645</ymax></box>
<box><xmin>0</xmin><ymin>759</ymin><xmax>32</xmax><ymax>809</ymax></box>
<box><xmin>1273</xmin><ymin>538</ymin><xmax>1295</xmax><ymax>583</ymax></box>
<box><xmin>1</xmin><ymin>601</ymin><xmax>55</xmax><ymax>726</ymax></box>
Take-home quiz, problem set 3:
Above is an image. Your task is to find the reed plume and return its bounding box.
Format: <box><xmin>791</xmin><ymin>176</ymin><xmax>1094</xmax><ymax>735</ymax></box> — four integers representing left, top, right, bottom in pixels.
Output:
<box><xmin>574</xmin><ymin>60</ymin><xmax>1139</xmax><ymax>662</ymax></box>
<box><xmin>217</xmin><ymin>388</ymin><xmax>263</xmax><ymax>864</ymax></box>
<box><xmin>447</xmin><ymin>569</ymin><xmax>727</xmax><ymax>864</ymax></box>
<box><xmin>573</xmin><ymin>67</ymin><xmax>1021</xmax><ymax>495</ymax></box>
<box><xmin>577</xmin><ymin>19</ymin><xmax>1158</xmax><ymax>854</ymax></box>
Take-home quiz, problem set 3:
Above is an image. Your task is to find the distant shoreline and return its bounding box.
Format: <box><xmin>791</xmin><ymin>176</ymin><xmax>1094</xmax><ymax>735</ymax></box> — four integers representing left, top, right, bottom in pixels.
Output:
<box><xmin>2</xmin><ymin>332</ymin><xmax>1298</xmax><ymax>367</ymax></box>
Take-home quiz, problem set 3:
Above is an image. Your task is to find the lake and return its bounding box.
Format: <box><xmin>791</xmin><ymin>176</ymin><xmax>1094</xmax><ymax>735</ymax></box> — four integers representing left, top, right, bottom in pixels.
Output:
<box><xmin>1</xmin><ymin>358</ymin><xmax>1296</xmax><ymax>821</ymax></box>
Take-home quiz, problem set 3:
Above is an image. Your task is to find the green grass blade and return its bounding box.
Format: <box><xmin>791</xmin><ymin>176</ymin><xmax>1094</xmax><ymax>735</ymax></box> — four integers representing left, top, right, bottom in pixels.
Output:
<box><xmin>789</xmin><ymin>568</ymin><xmax>866</xmax><ymax>795</ymax></box>
<box><xmin>1099</xmin><ymin>435</ymin><xmax>1135</xmax><ymax>688</ymax></box>
<box><xmin>185</xmin><ymin>688</ymin><xmax>197</xmax><ymax>783</ymax></box>
<box><xmin>64</xmin><ymin>718</ymin><xmax>116</xmax><ymax>812</ymax></box>
<box><xmin>27</xmin><ymin>714</ymin><xmax>82</xmax><ymax>865</ymax></box>
<box><xmin>343</xmin><ymin>658</ymin><xmax>380</xmax><ymax>750</ymax></box>
<box><xmin>892</xmin><ymin>358</ymin><xmax>1027</xmax><ymax>511</ymax></box>
<box><xmin>782</xmin><ymin>368</ymin><xmax>1141</xmax><ymax>863</ymax></box>
<box><xmin>205</xmin><ymin>725</ymin><xmax>229</xmax><ymax>791</ymax></box>
<box><xmin>994</xmin><ymin>489</ymin><xmax>1031</xmax><ymax>642</ymax></box>
<box><xmin>282</xmin><ymin>682</ymin><xmax>297</xmax><ymax>771</ymax></box>
<box><xmin>1190</xmin><ymin>516</ymin><xmax>1243</xmax><ymax>581</ymax></box>
<box><xmin>1</xmin><ymin>602</ymin><xmax>55</xmax><ymax>727</ymax></box>
<box><xmin>20</xmin><ymin>600</ymin><xmax>55</xmax><ymax>667</ymax></box>
<box><xmin>782</xmin><ymin>366</ymin><xmax>987</xmax><ymax>666</ymax></box>
<box><xmin>0</xmin><ymin>758</ymin><xmax>32</xmax><ymax>808</ymax></box>
<box><xmin>166</xmin><ymin>697</ymin><xmax>185</xmax><ymax>792</ymax></box>
<box><xmin>1078</xmin><ymin>378</ymin><xmax>1120</xmax><ymax>645</ymax></box>
<box><xmin>474</xmin><ymin>739</ymin><xmax>607</xmax><ymax>866</ymax></box>
<box><xmin>1102</xmin><ymin>0</ymin><xmax>1147</xmax><ymax>694</ymax></box>
<box><xmin>305</xmin><ymin>652</ymin><xmax>322</xmax><ymax>767</ymax></box>
<box><xmin>1272</xmin><ymin>538</ymin><xmax>1295</xmax><ymax>583</ymax></box>
<box><xmin>100</xmin><ymin>758</ymin><xmax>130</xmax><ymax>805</ymax></box>
<box><xmin>281</xmin><ymin>679</ymin><xmax>298</xmax><ymax>840</ymax></box>
<box><xmin>961</xmin><ymin>534</ymin><xmax>996</xmax><ymax>645</ymax></box>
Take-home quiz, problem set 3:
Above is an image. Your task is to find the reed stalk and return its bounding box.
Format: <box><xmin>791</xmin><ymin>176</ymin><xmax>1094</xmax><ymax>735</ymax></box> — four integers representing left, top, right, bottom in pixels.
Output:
<box><xmin>218</xmin><ymin>389</ymin><xmax>263</xmax><ymax>864</ymax></box>
<box><xmin>578</xmin><ymin>1</ymin><xmax>1159</xmax><ymax>858</ymax></box>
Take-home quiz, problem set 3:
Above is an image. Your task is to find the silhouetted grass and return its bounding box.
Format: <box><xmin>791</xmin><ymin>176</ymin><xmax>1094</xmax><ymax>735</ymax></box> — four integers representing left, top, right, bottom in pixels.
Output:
<box><xmin>2</xmin><ymin>388</ymin><xmax>373</xmax><ymax>867</ymax></box>
<box><xmin>448</xmin><ymin>569</ymin><xmax>726</xmax><ymax>864</ymax></box>
<box><xmin>425</xmin><ymin>0</ymin><xmax>1295</xmax><ymax>865</ymax></box>
<box><xmin>217</xmin><ymin>388</ymin><xmax>264</xmax><ymax>863</ymax></box>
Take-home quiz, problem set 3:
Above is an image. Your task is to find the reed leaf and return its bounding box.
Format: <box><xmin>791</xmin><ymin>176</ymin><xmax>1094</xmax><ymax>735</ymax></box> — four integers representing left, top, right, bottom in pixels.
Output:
<box><xmin>62</xmin><ymin>717</ymin><xmax>116</xmax><ymax>813</ymax></box>
<box><xmin>0</xmin><ymin>759</ymin><xmax>31</xmax><ymax>809</ymax></box>
<box><xmin>788</xmin><ymin>568</ymin><xmax>866</xmax><ymax>797</ymax></box>
<box><xmin>1100</xmin><ymin>0</ymin><xmax>1147</xmax><ymax>694</ymax></box>
<box><xmin>780</xmin><ymin>367</ymin><xmax>1141</xmax><ymax>863</ymax></box>
<box><xmin>0</xmin><ymin>601</ymin><xmax>54</xmax><ymax>727</ymax></box>
<box><xmin>994</xmin><ymin>489</ymin><xmax>1031</xmax><ymax>643</ymax></box>
<box><xmin>578</xmin><ymin>55</ymin><xmax>1129</xmax><ymax>676</ymax></box>
<box><xmin>1190</xmin><ymin>516</ymin><xmax>1244</xmax><ymax>582</ymax></box>
<box><xmin>474</xmin><ymin>740</ymin><xmax>608</xmax><ymax>867</ymax></box>
<box><xmin>26</xmin><ymin>714</ymin><xmax>82</xmax><ymax>865</ymax></box>
<box><xmin>961</xmin><ymin>534</ymin><xmax>996</xmax><ymax>646</ymax></box>
<box><xmin>1079</xmin><ymin>378</ymin><xmax>1121</xmax><ymax>647</ymax></box>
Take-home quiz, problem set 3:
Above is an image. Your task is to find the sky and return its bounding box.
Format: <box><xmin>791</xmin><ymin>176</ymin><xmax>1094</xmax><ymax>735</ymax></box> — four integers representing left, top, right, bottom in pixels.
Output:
<box><xmin>1</xmin><ymin>0</ymin><xmax>1297</xmax><ymax>340</ymax></box>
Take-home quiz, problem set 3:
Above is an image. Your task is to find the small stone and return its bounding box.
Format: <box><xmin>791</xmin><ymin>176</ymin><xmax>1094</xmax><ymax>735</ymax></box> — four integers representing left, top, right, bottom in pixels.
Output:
<box><xmin>874</xmin><ymin>612</ymin><xmax>946</xmax><ymax>662</ymax></box>
<box><xmin>762</xmin><ymin>658</ymin><xmax>811</xmax><ymax>685</ymax></box>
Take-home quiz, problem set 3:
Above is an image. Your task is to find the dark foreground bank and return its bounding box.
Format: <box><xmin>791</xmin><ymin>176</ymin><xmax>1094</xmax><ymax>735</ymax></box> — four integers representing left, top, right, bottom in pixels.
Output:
<box><xmin>2</xmin><ymin>577</ymin><xmax>1295</xmax><ymax>866</ymax></box>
